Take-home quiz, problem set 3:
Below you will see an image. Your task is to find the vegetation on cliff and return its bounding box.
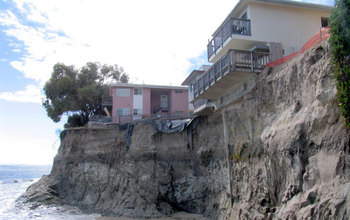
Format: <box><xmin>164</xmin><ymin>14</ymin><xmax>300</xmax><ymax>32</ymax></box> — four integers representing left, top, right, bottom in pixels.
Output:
<box><xmin>330</xmin><ymin>0</ymin><xmax>350</xmax><ymax>127</ymax></box>
<box><xmin>42</xmin><ymin>62</ymin><xmax>129</xmax><ymax>128</ymax></box>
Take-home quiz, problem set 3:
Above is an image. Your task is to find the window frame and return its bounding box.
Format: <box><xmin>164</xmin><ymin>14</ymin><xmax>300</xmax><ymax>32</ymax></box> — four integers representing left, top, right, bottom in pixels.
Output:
<box><xmin>116</xmin><ymin>88</ymin><xmax>130</xmax><ymax>97</ymax></box>
<box><xmin>134</xmin><ymin>88</ymin><xmax>143</xmax><ymax>95</ymax></box>
<box><xmin>116</xmin><ymin>108</ymin><xmax>130</xmax><ymax>116</ymax></box>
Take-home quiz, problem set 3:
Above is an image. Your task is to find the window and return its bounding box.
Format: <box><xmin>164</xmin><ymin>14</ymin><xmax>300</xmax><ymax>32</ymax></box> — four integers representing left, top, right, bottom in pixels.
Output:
<box><xmin>116</xmin><ymin>88</ymin><xmax>130</xmax><ymax>97</ymax></box>
<box><xmin>116</xmin><ymin>108</ymin><xmax>130</xmax><ymax>116</ymax></box>
<box><xmin>175</xmin><ymin>90</ymin><xmax>183</xmax><ymax>94</ymax></box>
<box><xmin>133</xmin><ymin>108</ymin><xmax>143</xmax><ymax>115</ymax></box>
<box><xmin>321</xmin><ymin>17</ymin><xmax>329</xmax><ymax>28</ymax></box>
<box><xmin>134</xmin><ymin>88</ymin><xmax>142</xmax><ymax>95</ymax></box>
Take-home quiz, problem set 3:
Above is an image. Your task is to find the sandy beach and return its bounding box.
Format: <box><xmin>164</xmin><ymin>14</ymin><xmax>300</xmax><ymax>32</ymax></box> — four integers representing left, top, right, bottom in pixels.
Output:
<box><xmin>96</xmin><ymin>212</ymin><xmax>208</xmax><ymax>220</ymax></box>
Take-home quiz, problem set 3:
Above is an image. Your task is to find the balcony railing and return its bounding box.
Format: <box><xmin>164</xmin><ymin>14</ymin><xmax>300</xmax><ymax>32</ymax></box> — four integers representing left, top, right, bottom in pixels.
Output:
<box><xmin>207</xmin><ymin>18</ymin><xmax>251</xmax><ymax>59</ymax></box>
<box><xmin>102</xmin><ymin>96</ymin><xmax>113</xmax><ymax>106</ymax></box>
<box><xmin>193</xmin><ymin>49</ymin><xmax>269</xmax><ymax>99</ymax></box>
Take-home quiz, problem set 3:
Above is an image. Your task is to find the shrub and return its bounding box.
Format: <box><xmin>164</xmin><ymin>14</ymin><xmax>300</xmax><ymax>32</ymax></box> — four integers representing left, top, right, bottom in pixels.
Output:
<box><xmin>329</xmin><ymin>0</ymin><xmax>350</xmax><ymax>127</ymax></box>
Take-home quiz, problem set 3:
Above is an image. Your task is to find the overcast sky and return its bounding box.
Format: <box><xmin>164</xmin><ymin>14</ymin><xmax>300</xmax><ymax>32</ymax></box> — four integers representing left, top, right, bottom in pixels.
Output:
<box><xmin>0</xmin><ymin>0</ymin><xmax>334</xmax><ymax>165</ymax></box>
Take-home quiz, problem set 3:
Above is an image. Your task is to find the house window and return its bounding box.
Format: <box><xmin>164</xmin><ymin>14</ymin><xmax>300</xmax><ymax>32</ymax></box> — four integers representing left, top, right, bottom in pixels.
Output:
<box><xmin>116</xmin><ymin>108</ymin><xmax>130</xmax><ymax>116</ymax></box>
<box><xmin>133</xmin><ymin>108</ymin><xmax>143</xmax><ymax>115</ymax></box>
<box><xmin>321</xmin><ymin>17</ymin><xmax>329</xmax><ymax>28</ymax></box>
<box><xmin>134</xmin><ymin>88</ymin><xmax>142</xmax><ymax>95</ymax></box>
<box><xmin>175</xmin><ymin>90</ymin><xmax>183</xmax><ymax>94</ymax></box>
<box><xmin>116</xmin><ymin>88</ymin><xmax>130</xmax><ymax>97</ymax></box>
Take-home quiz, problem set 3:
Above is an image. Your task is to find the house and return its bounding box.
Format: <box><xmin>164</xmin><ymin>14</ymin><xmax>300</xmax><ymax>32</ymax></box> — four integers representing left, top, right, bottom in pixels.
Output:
<box><xmin>181</xmin><ymin>65</ymin><xmax>211</xmax><ymax>110</ymax></box>
<box><xmin>109</xmin><ymin>83</ymin><xmax>189</xmax><ymax>123</ymax></box>
<box><xmin>191</xmin><ymin>0</ymin><xmax>332</xmax><ymax>111</ymax></box>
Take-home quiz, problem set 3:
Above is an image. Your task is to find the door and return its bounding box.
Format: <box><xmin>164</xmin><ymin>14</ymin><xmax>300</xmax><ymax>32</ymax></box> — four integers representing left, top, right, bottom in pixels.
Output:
<box><xmin>133</xmin><ymin>88</ymin><xmax>143</xmax><ymax>120</ymax></box>
<box><xmin>160</xmin><ymin>95</ymin><xmax>168</xmax><ymax>109</ymax></box>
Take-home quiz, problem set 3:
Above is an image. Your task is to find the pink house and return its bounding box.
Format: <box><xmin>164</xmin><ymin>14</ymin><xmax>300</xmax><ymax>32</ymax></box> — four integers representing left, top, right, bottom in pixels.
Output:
<box><xmin>109</xmin><ymin>83</ymin><xmax>189</xmax><ymax>123</ymax></box>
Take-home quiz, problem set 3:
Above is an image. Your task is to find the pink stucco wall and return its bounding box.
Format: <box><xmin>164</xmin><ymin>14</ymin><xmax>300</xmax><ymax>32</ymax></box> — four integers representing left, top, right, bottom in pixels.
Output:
<box><xmin>111</xmin><ymin>87</ymin><xmax>133</xmax><ymax>122</ymax></box>
<box><xmin>143</xmin><ymin>88</ymin><xmax>151</xmax><ymax>115</ymax></box>
<box><xmin>170</xmin><ymin>89</ymin><xmax>188</xmax><ymax>113</ymax></box>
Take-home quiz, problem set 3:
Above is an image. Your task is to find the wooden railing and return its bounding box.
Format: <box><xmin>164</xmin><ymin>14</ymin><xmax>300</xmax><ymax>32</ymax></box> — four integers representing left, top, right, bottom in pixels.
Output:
<box><xmin>208</xmin><ymin>18</ymin><xmax>251</xmax><ymax>59</ymax></box>
<box><xmin>193</xmin><ymin>49</ymin><xmax>269</xmax><ymax>98</ymax></box>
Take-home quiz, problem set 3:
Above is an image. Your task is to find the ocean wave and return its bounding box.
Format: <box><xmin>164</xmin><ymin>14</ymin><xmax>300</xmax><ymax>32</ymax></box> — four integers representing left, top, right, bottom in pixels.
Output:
<box><xmin>0</xmin><ymin>178</ymin><xmax>39</xmax><ymax>184</ymax></box>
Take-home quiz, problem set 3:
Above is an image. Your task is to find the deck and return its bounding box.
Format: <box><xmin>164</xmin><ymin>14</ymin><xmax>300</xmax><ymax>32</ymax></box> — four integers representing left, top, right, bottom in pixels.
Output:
<box><xmin>207</xmin><ymin>18</ymin><xmax>251</xmax><ymax>60</ymax></box>
<box><xmin>193</xmin><ymin>49</ymin><xmax>269</xmax><ymax>100</ymax></box>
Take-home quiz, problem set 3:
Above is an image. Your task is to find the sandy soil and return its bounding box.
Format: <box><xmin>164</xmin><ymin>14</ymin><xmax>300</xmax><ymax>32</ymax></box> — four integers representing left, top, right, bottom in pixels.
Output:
<box><xmin>96</xmin><ymin>212</ymin><xmax>208</xmax><ymax>220</ymax></box>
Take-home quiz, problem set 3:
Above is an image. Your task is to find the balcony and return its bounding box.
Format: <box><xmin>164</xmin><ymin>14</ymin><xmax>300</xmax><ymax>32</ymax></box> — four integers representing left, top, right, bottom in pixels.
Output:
<box><xmin>102</xmin><ymin>96</ymin><xmax>113</xmax><ymax>106</ymax></box>
<box><xmin>193</xmin><ymin>49</ymin><xmax>269</xmax><ymax>100</ymax></box>
<box><xmin>207</xmin><ymin>18</ymin><xmax>251</xmax><ymax>61</ymax></box>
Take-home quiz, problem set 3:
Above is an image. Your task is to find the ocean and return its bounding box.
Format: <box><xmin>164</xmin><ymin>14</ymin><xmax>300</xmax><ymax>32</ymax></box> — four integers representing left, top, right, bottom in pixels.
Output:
<box><xmin>0</xmin><ymin>164</ymin><xmax>100</xmax><ymax>220</ymax></box>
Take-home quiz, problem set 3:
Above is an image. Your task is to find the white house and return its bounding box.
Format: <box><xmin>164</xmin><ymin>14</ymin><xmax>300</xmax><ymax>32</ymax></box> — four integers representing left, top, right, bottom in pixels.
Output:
<box><xmin>191</xmin><ymin>0</ymin><xmax>332</xmax><ymax>111</ymax></box>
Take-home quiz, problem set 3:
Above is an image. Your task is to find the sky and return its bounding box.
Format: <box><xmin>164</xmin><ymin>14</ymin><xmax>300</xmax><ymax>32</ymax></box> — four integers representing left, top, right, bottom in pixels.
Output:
<box><xmin>0</xmin><ymin>0</ymin><xmax>334</xmax><ymax>165</ymax></box>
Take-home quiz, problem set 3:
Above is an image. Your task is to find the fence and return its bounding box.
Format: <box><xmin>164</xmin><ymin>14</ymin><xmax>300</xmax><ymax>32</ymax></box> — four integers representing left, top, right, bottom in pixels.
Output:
<box><xmin>89</xmin><ymin>115</ymin><xmax>112</xmax><ymax>123</ymax></box>
<box><xmin>114</xmin><ymin>111</ymin><xmax>194</xmax><ymax>124</ymax></box>
<box><xmin>266</xmin><ymin>27</ymin><xmax>330</xmax><ymax>67</ymax></box>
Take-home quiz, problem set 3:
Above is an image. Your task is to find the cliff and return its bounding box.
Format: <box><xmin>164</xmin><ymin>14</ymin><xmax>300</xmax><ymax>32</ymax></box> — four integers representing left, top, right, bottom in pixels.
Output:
<box><xmin>22</xmin><ymin>41</ymin><xmax>350</xmax><ymax>219</ymax></box>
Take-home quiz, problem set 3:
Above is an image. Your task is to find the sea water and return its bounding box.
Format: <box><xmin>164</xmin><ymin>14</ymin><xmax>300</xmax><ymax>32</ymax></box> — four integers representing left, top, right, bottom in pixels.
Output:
<box><xmin>0</xmin><ymin>164</ymin><xmax>100</xmax><ymax>220</ymax></box>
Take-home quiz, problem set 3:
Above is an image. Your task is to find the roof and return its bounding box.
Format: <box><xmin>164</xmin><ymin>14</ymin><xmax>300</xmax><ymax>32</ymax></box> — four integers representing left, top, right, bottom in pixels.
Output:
<box><xmin>181</xmin><ymin>65</ymin><xmax>211</xmax><ymax>86</ymax></box>
<box><xmin>212</xmin><ymin>0</ymin><xmax>333</xmax><ymax>36</ymax></box>
<box><xmin>181</xmin><ymin>70</ymin><xmax>205</xmax><ymax>86</ymax></box>
<box><xmin>110</xmin><ymin>83</ymin><xmax>188</xmax><ymax>90</ymax></box>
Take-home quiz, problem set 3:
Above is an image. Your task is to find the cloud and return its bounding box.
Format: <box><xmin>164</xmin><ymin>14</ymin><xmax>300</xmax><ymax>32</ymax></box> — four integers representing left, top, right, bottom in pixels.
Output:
<box><xmin>1</xmin><ymin>0</ymin><xmax>330</xmax><ymax>98</ymax></box>
<box><xmin>0</xmin><ymin>0</ymin><xmax>236</xmax><ymax>88</ymax></box>
<box><xmin>0</xmin><ymin>84</ymin><xmax>44</xmax><ymax>103</ymax></box>
<box><xmin>0</xmin><ymin>133</ymin><xmax>57</xmax><ymax>165</ymax></box>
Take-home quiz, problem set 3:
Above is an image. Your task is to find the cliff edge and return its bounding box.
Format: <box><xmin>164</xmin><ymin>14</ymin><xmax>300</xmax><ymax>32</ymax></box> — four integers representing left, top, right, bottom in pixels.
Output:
<box><xmin>22</xmin><ymin>41</ymin><xmax>350</xmax><ymax>219</ymax></box>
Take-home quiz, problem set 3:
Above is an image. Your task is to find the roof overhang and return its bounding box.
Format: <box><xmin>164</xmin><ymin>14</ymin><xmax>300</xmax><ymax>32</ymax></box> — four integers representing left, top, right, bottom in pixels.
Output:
<box><xmin>181</xmin><ymin>70</ymin><xmax>205</xmax><ymax>86</ymax></box>
<box><xmin>109</xmin><ymin>83</ymin><xmax>188</xmax><ymax>90</ymax></box>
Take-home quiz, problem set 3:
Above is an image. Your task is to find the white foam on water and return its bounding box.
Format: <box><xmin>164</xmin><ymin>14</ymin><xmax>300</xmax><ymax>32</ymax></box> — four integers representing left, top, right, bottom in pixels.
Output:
<box><xmin>0</xmin><ymin>178</ymin><xmax>100</xmax><ymax>220</ymax></box>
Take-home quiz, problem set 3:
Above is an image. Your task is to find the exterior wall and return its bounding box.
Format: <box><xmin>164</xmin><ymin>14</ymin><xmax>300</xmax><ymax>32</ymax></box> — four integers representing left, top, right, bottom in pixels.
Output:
<box><xmin>142</xmin><ymin>88</ymin><xmax>151</xmax><ymax>116</ymax></box>
<box><xmin>111</xmin><ymin>85</ymin><xmax>189</xmax><ymax>123</ymax></box>
<box><xmin>210</xmin><ymin>3</ymin><xmax>331</xmax><ymax>62</ymax></box>
<box><xmin>111</xmin><ymin>86</ymin><xmax>133</xmax><ymax>123</ymax></box>
<box><xmin>248</xmin><ymin>2</ymin><xmax>330</xmax><ymax>54</ymax></box>
<box><xmin>170</xmin><ymin>89</ymin><xmax>188</xmax><ymax>114</ymax></box>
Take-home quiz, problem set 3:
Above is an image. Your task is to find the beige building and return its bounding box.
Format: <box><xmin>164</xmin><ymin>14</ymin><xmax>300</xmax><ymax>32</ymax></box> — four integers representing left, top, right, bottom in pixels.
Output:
<box><xmin>192</xmin><ymin>0</ymin><xmax>332</xmax><ymax>111</ymax></box>
<box><xmin>208</xmin><ymin>0</ymin><xmax>332</xmax><ymax>63</ymax></box>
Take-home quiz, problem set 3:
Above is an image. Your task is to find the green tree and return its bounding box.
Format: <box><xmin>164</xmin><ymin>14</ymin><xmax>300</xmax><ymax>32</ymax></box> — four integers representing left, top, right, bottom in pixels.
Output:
<box><xmin>329</xmin><ymin>0</ymin><xmax>350</xmax><ymax>127</ymax></box>
<box><xmin>43</xmin><ymin>62</ymin><xmax>129</xmax><ymax>128</ymax></box>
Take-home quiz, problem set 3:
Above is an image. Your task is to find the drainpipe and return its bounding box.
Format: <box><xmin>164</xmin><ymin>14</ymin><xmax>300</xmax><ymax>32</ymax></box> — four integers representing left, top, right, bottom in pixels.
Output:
<box><xmin>222</xmin><ymin>108</ymin><xmax>233</xmax><ymax>207</ymax></box>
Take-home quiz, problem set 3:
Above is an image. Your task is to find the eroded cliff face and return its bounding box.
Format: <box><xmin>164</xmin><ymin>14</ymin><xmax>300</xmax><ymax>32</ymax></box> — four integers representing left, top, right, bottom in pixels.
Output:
<box><xmin>218</xmin><ymin>41</ymin><xmax>350</xmax><ymax>219</ymax></box>
<box><xmin>23</xmin><ymin>118</ymin><xmax>227</xmax><ymax>219</ymax></box>
<box><xmin>22</xmin><ymin>41</ymin><xmax>350</xmax><ymax>219</ymax></box>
